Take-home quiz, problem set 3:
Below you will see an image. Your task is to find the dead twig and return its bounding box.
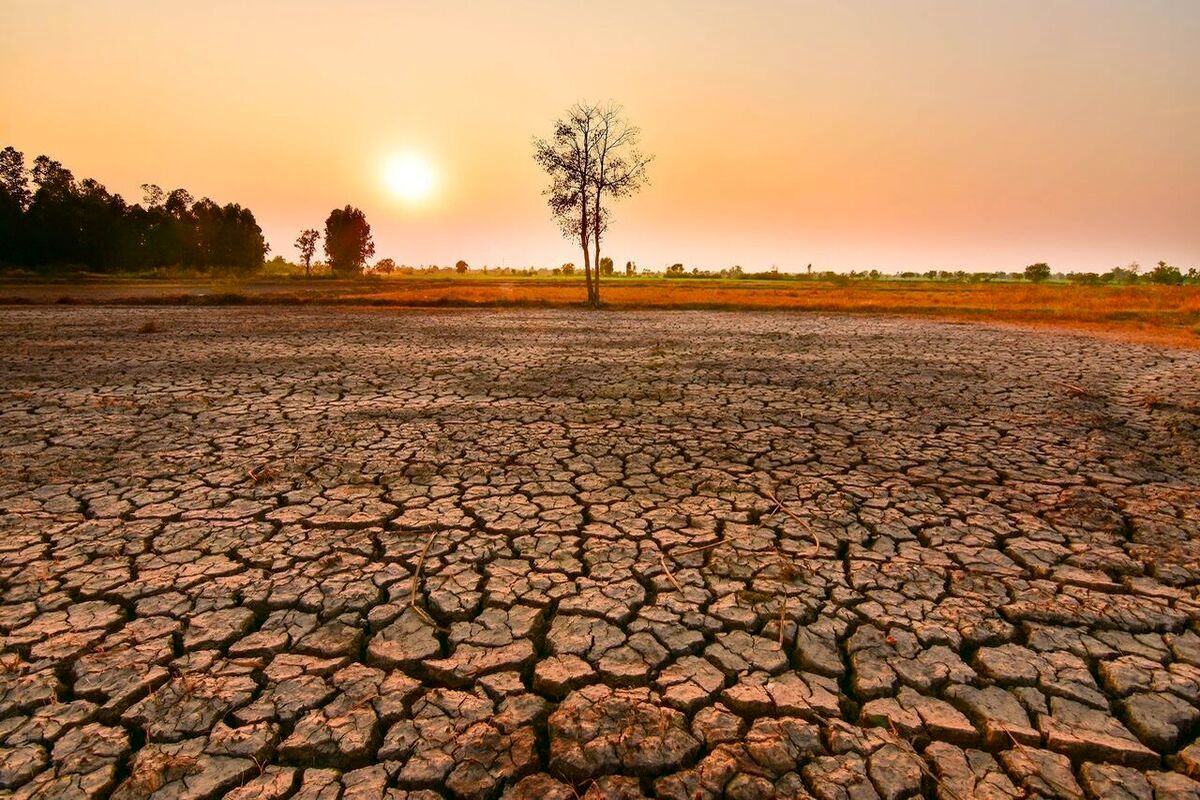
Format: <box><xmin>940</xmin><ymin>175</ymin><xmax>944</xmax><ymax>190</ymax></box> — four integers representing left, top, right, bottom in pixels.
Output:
<box><xmin>1048</xmin><ymin>378</ymin><xmax>1093</xmax><ymax>398</ymax></box>
<box><xmin>659</xmin><ymin>550</ymin><xmax>684</xmax><ymax>593</ymax></box>
<box><xmin>761</xmin><ymin>485</ymin><xmax>821</xmax><ymax>557</ymax></box>
<box><xmin>777</xmin><ymin>595</ymin><xmax>787</xmax><ymax>649</ymax></box>
<box><xmin>409</xmin><ymin>529</ymin><xmax>448</xmax><ymax>631</ymax></box>
<box><xmin>878</xmin><ymin>720</ymin><xmax>966</xmax><ymax>800</ymax></box>
<box><xmin>673</xmin><ymin>539</ymin><xmax>726</xmax><ymax>558</ymax></box>
<box><xmin>992</xmin><ymin>720</ymin><xmax>1083</xmax><ymax>799</ymax></box>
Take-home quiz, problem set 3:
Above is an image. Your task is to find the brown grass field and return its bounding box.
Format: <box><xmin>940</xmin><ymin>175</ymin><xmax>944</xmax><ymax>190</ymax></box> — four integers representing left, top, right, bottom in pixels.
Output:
<box><xmin>3</xmin><ymin>275</ymin><xmax>1198</xmax><ymax>349</ymax></box>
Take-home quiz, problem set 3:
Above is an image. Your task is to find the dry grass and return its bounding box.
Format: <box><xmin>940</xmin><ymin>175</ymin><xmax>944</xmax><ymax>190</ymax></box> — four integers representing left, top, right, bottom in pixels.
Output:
<box><xmin>352</xmin><ymin>280</ymin><xmax>1200</xmax><ymax>347</ymax></box>
<box><xmin>4</xmin><ymin>276</ymin><xmax>1198</xmax><ymax>348</ymax></box>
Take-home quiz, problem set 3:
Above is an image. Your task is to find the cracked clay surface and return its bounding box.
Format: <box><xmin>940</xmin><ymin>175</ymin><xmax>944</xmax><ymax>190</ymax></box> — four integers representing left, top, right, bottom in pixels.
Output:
<box><xmin>1</xmin><ymin>307</ymin><xmax>1199</xmax><ymax>799</ymax></box>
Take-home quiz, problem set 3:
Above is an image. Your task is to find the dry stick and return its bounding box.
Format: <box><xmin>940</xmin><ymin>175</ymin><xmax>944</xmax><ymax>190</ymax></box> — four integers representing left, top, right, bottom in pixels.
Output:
<box><xmin>991</xmin><ymin>720</ymin><xmax>1080</xmax><ymax>800</ymax></box>
<box><xmin>880</xmin><ymin>720</ymin><xmax>967</xmax><ymax>800</ymax></box>
<box><xmin>761</xmin><ymin>485</ymin><xmax>821</xmax><ymax>557</ymax></box>
<box><xmin>673</xmin><ymin>539</ymin><xmax>727</xmax><ymax>558</ymax></box>
<box><xmin>659</xmin><ymin>550</ymin><xmax>684</xmax><ymax>593</ymax></box>
<box><xmin>1047</xmin><ymin>378</ymin><xmax>1093</xmax><ymax>397</ymax></box>
<box><xmin>409</xmin><ymin>529</ymin><xmax>447</xmax><ymax>631</ymax></box>
<box><xmin>777</xmin><ymin>595</ymin><xmax>787</xmax><ymax>649</ymax></box>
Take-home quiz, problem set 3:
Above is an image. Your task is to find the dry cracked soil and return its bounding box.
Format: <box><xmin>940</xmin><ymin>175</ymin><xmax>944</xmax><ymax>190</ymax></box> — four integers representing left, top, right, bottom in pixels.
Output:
<box><xmin>1</xmin><ymin>307</ymin><xmax>1200</xmax><ymax>800</ymax></box>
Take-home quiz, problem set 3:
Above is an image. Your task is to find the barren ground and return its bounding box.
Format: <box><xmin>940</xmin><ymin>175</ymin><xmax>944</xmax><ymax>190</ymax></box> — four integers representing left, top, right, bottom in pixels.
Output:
<box><xmin>2</xmin><ymin>307</ymin><xmax>1200</xmax><ymax>799</ymax></box>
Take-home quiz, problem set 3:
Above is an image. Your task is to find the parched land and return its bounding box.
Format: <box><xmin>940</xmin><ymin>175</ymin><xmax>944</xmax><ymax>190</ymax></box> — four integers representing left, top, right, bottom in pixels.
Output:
<box><xmin>1</xmin><ymin>307</ymin><xmax>1199</xmax><ymax>799</ymax></box>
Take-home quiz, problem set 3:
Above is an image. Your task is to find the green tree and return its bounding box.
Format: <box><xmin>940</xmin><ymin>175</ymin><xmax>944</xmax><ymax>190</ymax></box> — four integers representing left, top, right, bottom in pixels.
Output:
<box><xmin>1024</xmin><ymin>262</ymin><xmax>1051</xmax><ymax>283</ymax></box>
<box><xmin>455</xmin><ymin>259</ymin><xmax>469</xmax><ymax>273</ymax></box>
<box><xmin>324</xmin><ymin>206</ymin><xmax>374</xmax><ymax>276</ymax></box>
<box><xmin>295</xmin><ymin>229</ymin><xmax>319</xmax><ymax>277</ymax></box>
<box><xmin>598</xmin><ymin>256</ymin><xmax>614</xmax><ymax>276</ymax></box>
<box><xmin>1147</xmin><ymin>261</ymin><xmax>1184</xmax><ymax>285</ymax></box>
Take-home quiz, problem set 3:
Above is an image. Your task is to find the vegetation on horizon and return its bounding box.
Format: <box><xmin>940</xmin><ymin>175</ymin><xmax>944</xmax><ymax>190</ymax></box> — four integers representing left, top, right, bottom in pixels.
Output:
<box><xmin>0</xmin><ymin>146</ymin><xmax>268</xmax><ymax>273</ymax></box>
<box><xmin>2</xmin><ymin>138</ymin><xmax>1194</xmax><ymax>291</ymax></box>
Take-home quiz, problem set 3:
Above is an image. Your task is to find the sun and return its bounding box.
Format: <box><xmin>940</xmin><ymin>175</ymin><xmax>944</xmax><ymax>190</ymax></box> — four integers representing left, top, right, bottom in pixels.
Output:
<box><xmin>384</xmin><ymin>154</ymin><xmax>437</xmax><ymax>203</ymax></box>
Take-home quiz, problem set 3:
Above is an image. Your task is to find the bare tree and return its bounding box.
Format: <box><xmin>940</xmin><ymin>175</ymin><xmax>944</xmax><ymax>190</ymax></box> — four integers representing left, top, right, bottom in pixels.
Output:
<box><xmin>588</xmin><ymin>102</ymin><xmax>651</xmax><ymax>303</ymax></box>
<box><xmin>534</xmin><ymin>104</ymin><xmax>600</xmax><ymax>305</ymax></box>
<box><xmin>533</xmin><ymin>102</ymin><xmax>651</xmax><ymax>307</ymax></box>
<box><xmin>295</xmin><ymin>229</ymin><xmax>319</xmax><ymax>277</ymax></box>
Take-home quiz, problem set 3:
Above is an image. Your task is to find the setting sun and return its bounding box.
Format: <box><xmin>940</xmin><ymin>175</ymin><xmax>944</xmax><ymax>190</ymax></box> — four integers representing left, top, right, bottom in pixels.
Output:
<box><xmin>384</xmin><ymin>154</ymin><xmax>436</xmax><ymax>204</ymax></box>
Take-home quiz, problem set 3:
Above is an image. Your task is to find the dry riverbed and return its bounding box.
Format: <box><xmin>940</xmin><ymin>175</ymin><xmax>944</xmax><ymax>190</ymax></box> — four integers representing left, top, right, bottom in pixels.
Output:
<box><xmin>1</xmin><ymin>307</ymin><xmax>1199</xmax><ymax>799</ymax></box>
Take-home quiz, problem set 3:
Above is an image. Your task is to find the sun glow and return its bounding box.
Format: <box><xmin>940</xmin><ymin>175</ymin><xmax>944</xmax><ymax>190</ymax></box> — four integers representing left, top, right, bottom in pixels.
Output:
<box><xmin>384</xmin><ymin>154</ymin><xmax>437</xmax><ymax>203</ymax></box>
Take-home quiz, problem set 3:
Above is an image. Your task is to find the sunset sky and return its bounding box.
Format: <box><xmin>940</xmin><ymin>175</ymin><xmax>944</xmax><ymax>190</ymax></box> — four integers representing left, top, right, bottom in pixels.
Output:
<box><xmin>3</xmin><ymin>1</ymin><xmax>1198</xmax><ymax>273</ymax></box>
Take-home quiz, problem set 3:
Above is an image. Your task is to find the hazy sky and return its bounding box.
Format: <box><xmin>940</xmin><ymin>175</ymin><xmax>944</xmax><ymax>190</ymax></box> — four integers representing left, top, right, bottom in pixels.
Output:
<box><xmin>3</xmin><ymin>0</ymin><xmax>1198</xmax><ymax>272</ymax></box>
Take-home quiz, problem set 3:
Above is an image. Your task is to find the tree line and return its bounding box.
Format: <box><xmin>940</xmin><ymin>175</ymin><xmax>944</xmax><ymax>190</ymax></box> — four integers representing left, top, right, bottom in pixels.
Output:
<box><xmin>0</xmin><ymin>145</ymin><xmax>268</xmax><ymax>273</ymax></box>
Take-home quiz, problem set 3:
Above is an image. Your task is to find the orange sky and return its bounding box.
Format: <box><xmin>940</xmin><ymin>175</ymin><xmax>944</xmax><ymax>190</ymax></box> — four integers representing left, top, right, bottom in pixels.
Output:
<box><xmin>3</xmin><ymin>1</ymin><xmax>1198</xmax><ymax>272</ymax></box>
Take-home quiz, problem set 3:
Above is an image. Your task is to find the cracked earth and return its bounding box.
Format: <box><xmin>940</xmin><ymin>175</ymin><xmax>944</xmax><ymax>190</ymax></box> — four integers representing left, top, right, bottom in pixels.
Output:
<box><xmin>2</xmin><ymin>307</ymin><xmax>1200</xmax><ymax>800</ymax></box>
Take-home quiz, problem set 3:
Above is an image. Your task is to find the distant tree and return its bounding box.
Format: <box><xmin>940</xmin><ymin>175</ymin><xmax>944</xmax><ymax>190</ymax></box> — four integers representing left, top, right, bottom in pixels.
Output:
<box><xmin>1147</xmin><ymin>260</ymin><xmax>1184</xmax><ymax>285</ymax></box>
<box><xmin>561</xmin><ymin>262</ymin><xmax>576</xmax><ymax>276</ymax></box>
<box><xmin>1024</xmin><ymin>262</ymin><xmax>1051</xmax><ymax>283</ymax></box>
<box><xmin>533</xmin><ymin>101</ymin><xmax>651</xmax><ymax>307</ymax></box>
<box><xmin>23</xmin><ymin>156</ymin><xmax>77</xmax><ymax>266</ymax></box>
<box><xmin>455</xmin><ymin>259</ymin><xmax>469</xmax><ymax>274</ymax></box>
<box><xmin>323</xmin><ymin>206</ymin><xmax>374</xmax><ymax>276</ymax></box>
<box><xmin>1101</xmin><ymin>264</ymin><xmax>1138</xmax><ymax>284</ymax></box>
<box><xmin>729</xmin><ymin>265</ymin><xmax>744</xmax><ymax>278</ymax></box>
<box><xmin>295</xmin><ymin>229</ymin><xmax>319</xmax><ymax>277</ymax></box>
<box><xmin>0</xmin><ymin>146</ymin><xmax>29</xmax><ymax>263</ymax></box>
<box><xmin>188</xmin><ymin>197</ymin><xmax>267</xmax><ymax>271</ymax></box>
<box><xmin>667</xmin><ymin>263</ymin><xmax>685</xmax><ymax>276</ymax></box>
<box><xmin>598</xmin><ymin>256</ymin><xmax>614</xmax><ymax>277</ymax></box>
<box><xmin>625</xmin><ymin>260</ymin><xmax>636</xmax><ymax>277</ymax></box>
<box><xmin>375</xmin><ymin>257</ymin><xmax>396</xmax><ymax>274</ymax></box>
<box><xmin>0</xmin><ymin>147</ymin><xmax>30</xmax><ymax>208</ymax></box>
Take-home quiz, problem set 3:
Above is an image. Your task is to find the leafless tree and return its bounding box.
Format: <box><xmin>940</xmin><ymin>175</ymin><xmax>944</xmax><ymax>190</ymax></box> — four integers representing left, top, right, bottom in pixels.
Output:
<box><xmin>533</xmin><ymin>101</ymin><xmax>650</xmax><ymax>307</ymax></box>
<box><xmin>588</xmin><ymin>102</ymin><xmax>651</xmax><ymax>303</ymax></box>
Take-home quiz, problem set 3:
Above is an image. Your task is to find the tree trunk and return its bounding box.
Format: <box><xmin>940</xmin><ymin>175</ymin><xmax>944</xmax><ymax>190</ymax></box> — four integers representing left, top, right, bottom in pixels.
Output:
<box><xmin>580</xmin><ymin>191</ymin><xmax>593</xmax><ymax>305</ymax></box>
<box><xmin>580</xmin><ymin>125</ymin><xmax>596</xmax><ymax>307</ymax></box>
<box><xmin>592</xmin><ymin>190</ymin><xmax>603</xmax><ymax>307</ymax></box>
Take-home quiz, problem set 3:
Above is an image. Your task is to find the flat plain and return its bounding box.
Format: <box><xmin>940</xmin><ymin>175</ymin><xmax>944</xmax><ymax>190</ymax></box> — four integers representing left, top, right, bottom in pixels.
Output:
<box><xmin>2</xmin><ymin>276</ymin><xmax>1198</xmax><ymax>350</ymax></box>
<box><xmin>2</xmin><ymin>307</ymin><xmax>1200</xmax><ymax>799</ymax></box>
